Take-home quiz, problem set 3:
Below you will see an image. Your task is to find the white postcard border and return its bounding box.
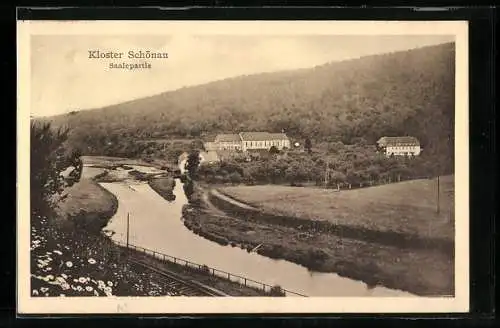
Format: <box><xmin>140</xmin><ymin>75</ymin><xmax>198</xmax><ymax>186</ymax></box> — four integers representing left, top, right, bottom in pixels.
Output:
<box><xmin>17</xmin><ymin>20</ymin><xmax>469</xmax><ymax>314</ymax></box>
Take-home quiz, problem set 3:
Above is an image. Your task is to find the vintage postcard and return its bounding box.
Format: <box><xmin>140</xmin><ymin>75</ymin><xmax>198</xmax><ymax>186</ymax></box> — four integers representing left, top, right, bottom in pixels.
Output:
<box><xmin>17</xmin><ymin>20</ymin><xmax>469</xmax><ymax>314</ymax></box>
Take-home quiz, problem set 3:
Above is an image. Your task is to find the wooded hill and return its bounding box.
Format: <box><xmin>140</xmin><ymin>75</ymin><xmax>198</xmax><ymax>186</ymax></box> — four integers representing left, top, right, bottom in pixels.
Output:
<box><xmin>43</xmin><ymin>42</ymin><xmax>455</xmax><ymax>173</ymax></box>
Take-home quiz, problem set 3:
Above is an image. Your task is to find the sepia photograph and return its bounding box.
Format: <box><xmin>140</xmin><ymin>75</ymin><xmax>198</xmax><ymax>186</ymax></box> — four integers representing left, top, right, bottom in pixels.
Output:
<box><xmin>17</xmin><ymin>20</ymin><xmax>469</xmax><ymax>314</ymax></box>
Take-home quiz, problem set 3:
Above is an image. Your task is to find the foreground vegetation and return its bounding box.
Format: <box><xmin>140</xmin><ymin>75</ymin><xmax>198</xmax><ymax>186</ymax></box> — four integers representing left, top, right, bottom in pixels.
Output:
<box><xmin>31</xmin><ymin>212</ymin><xmax>183</xmax><ymax>297</ymax></box>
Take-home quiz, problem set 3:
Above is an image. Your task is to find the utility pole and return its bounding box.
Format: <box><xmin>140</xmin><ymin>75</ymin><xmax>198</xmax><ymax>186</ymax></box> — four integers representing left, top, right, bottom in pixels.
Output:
<box><xmin>126</xmin><ymin>212</ymin><xmax>130</xmax><ymax>251</ymax></box>
<box><xmin>437</xmin><ymin>176</ymin><xmax>440</xmax><ymax>214</ymax></box>
<box><xmin>324</xmin><ymin>160</ymin><xmax>329</xmax><ymax>188</ymax></box>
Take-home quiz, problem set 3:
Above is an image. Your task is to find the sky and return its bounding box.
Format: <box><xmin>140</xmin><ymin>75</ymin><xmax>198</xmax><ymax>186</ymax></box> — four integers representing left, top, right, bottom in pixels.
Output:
<box><xmin>30</xmin><ymin>34</ymin><xmax>455</xmax><ymax>117</ymax></box>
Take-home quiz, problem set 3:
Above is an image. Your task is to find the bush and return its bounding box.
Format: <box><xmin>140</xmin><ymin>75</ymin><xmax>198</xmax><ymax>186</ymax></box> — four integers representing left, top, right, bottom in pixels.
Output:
<box><xmin>199</xmin><ymin>264</ymin><xmax>210</xmax><ymax>274</ymax></box>
<box><xmin>228</xmin><ymin>172</ymin><xmax>243</xmax><ymax>184</ymax></box>
<box><xmin>269</xmin><ymin>284</ymin><xmax>285</xmax><ymax>297</ymax></box>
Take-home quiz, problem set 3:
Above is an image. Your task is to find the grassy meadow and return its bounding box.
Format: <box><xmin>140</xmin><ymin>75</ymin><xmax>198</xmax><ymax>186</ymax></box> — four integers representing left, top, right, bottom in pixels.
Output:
<box><xmin>219</xmin><ymin>175</ymin><xmax>455</xmax><ymax>241</ymax></box>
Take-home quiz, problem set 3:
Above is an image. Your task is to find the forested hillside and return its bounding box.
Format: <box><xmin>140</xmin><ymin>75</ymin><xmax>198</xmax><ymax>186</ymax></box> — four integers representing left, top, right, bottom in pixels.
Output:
<box><xmin>42</xmin><ymin>42</ymin><xmax>455</xmax><ymax>172</ymax></box>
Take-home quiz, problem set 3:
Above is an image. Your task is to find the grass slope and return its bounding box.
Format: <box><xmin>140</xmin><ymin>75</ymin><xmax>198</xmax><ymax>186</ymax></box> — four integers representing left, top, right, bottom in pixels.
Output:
<box><xmin>54</xmin><ymin>179</ymin><xmax>118</xmax><ymax>233</ymax></box>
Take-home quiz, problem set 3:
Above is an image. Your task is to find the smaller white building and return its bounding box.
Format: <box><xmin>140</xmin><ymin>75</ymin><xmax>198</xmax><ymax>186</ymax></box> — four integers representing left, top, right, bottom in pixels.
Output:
<box><xmin>377</xmin><ymin>136</ymin><xmax>422</xmax><ymax>157</ymax></box>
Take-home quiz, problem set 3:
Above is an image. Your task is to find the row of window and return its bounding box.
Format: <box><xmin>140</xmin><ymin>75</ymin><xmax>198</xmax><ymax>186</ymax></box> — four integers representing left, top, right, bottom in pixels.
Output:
<box><xmin>216</xmin><ymin>140</ymin><xmax>289</xmax><ymax>147</ymax></box>
<box><xmin>387</xmin><ymin>146</ymin><xmax>419</xmax><ymax>150</ymax></box>
<box><xmin>246</xmin><ymin>140</ymin><xmax>286</xmax><ymax>147</ymax></box>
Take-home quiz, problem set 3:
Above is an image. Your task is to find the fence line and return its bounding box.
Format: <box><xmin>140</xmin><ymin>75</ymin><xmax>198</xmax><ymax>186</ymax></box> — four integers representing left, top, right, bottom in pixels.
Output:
<box><xmin>321</xmin><ymin>175</ymin><xmax>438</xmax><ymax>191</ymax></box>
<box><xmin>114</xmin><ymin>240</ymin><xmax>307</xmax><ymax>297</ymax></box>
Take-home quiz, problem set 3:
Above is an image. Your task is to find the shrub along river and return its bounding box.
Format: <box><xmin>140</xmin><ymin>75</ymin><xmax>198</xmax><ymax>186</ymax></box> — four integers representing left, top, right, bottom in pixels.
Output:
<box><xmin>100</xmin><ymin>166</ymin><xmax>416</xmax><ymax>297</ymax></box>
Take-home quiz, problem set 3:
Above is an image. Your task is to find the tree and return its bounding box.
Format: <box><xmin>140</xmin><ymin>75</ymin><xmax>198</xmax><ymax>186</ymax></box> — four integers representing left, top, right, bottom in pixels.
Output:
<box><xmin>185</xmin><ymin>150</ymin><xmax>201</xmax><ymax>180</ymax></box>
<box><xmin>30</xmin><ymin>122</ymin><xmax>83</xmax><ymax>217</ymax></box>
<box><xmin>228</xmin><ymin>172</ymin><xmax>242</xmax><ymax>184</ymax></box>
<box><xmin>329</xmin><ymin>170</ymin><xmax>346</xmax><ymax>187</ymax></box>
<box><xmin>304</xmin><ymin>138</ymin><xmax>312</xmax><ymax>154</ymax></box>
<box><xmin>269</xmin><ymin>146</ymin><xmax>280</xmax><ymax>155</ymax></box>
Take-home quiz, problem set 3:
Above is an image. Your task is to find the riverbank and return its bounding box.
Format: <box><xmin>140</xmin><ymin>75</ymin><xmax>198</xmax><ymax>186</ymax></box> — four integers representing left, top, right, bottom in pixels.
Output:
<box><xmin>182</xmin><ymin>188</ymin><xmax>454</xmax><ymax>296</ymax></box>
<box><xmin>148</xmin><ymin>177</ymin><xmax>176</xmax><ymax>202</ymax></box>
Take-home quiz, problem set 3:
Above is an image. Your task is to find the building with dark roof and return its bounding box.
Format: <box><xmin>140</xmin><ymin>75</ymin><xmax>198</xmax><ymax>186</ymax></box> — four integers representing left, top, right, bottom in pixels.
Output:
<box><xmin>376</xmin><ymin>136</ymin><xmax>421</xmax><ymax>157</ymax></box>
<box><xmin>213</xmin><ymin>133</ymin><xmax>242</xmax><ymax>151</ymax></box>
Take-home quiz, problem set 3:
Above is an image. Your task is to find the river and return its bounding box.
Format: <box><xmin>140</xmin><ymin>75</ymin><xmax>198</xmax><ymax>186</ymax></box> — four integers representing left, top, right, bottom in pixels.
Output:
<box><xmin>100</xmin><ymin>170</ymin><xmax>416</xmax><ymax>297</ymax></box>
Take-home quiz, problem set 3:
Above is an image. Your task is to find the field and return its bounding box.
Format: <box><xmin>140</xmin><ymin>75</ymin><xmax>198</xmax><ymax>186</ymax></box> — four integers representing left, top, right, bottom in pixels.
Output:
<box><xmin>220</xmin><ymin>176</ymin><xmax>455</xmax><ymax>242</ymax></box>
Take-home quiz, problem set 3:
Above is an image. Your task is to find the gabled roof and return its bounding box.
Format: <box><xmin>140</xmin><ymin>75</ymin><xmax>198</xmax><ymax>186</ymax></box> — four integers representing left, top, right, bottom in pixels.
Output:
<box><xmin>377</xmin><ymin>136</ymin><xmax>420</xmax><ymax>146</ymax></box>
<box><xmin>268</xmin><ymin>133</ymin><xmax>290</xmax><ymax>140</ymax></box>
<box><xmin>239</xmin><ymin>132</ymin><xmax>289</xmax><ymax>141</ymax></box>
<box><xmin>215</xmin><ymin>134</ymin><xmax>242</xmax><ymax>142</ymax></box>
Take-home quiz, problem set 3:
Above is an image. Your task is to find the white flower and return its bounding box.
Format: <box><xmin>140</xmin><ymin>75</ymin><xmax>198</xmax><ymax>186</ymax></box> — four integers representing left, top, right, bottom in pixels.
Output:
<box><xmin>61</xmin><ymin>283</ymin><xmax>70</xmax><ymax>290</ymax></box>
<box><xmin>76</xmin><ymin>286</ymin><xmax>83</xmax><ymax>292</ymax></box>
<box><xmin>40</xmin><ymin>287</ymin><xmax>48</xmax><ymax>293</ymax></box>
<box><xmin>88</xmin><ymin>258</ymin><xmax>96</xmax><ymax>264</ymax></box>
<box><xmin>107</xmin><ymin>281</ymin><xmax>113</xmax><ymax>287</ymax></box>
<box><xmin>104</xmin><ymin>286</ymin><xmax>112</xmax><ymax>294</ymax></box>
<box><xmin>65</xmin><ymin>261</ymin><xmax>73</xmax><ymax>268</ymax></box>
<box><xmin>85</xmin><ymin>286</ymin><xmax>93</xmax><ymax>292</ymax></box>
<box><xmin>78</xmin><ymin>277</ymin><xmax>87</xmax><ymax>284</ymax></box>
<box><xmin>93</xmin><ymin>290</ymin><xmax>99</xmax><ymax>296</ymax></box>
<box><xmin>32</xmin><ymin>289</ymin><xmax>39</xmax><ymax>296</ymax></box>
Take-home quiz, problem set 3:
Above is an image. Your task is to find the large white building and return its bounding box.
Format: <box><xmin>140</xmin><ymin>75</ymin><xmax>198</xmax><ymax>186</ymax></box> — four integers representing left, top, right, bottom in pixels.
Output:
<box><xmin>376</xmin><ymin>136</ymin><xmax>422</xmax><ymax>157</ymax></box>
<box><xmin>204</xmin><ymin>131</ymin><xmax>291</xmax><ymax>153</ymax></box>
